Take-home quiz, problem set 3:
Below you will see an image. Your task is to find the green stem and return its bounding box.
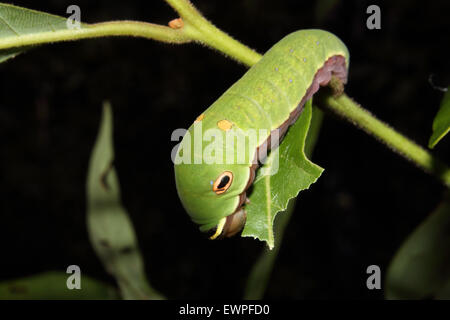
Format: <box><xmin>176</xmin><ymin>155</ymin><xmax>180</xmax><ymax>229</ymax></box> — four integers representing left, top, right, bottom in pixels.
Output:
<box><xmin>0</xmin><ymin>0</ymin><xmax>261</xmax><ymax>65</ymax></box>
<box><xmin>165</xmin><ymin>0</ymin><xmax>261</xmax><ymax>66</ymax></box>
<box><xmin>322</xmin><ymin>94</ymin><xmax>450</xmax><ymax>187</ymax></box>
<box><xmin>0</xmin><ymin>20</ymin><xmax>192</xmax><ymax>49</ymax></box>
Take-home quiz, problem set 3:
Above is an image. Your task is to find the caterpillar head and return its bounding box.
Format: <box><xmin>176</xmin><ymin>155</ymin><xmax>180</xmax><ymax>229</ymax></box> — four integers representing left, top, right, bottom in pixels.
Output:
<box><xmin>174</xmin><ymin>161</ymin><xmax>249</xmax><ymax>239</ymax></box>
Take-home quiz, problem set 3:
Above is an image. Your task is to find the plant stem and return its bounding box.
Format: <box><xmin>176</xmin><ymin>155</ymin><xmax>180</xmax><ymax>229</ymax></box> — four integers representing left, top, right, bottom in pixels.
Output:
<box><xmin>322</xmin><ymin>94</ymin><xmax>450</xmax><ymax>187</ymax></box>
<box><xmin>165</xmin><ymin>0</ymin><xmax>261</xmax><ymax>66</ymax></box>
<box><xmin>0</xmin><ymin>0</ymin><xmax>261</xmax><ymax>66</ymax></box>
<box><xmin>0</xmin><ymin>20</ymin><xmax>192</xmax><ymax>49</ymax></box>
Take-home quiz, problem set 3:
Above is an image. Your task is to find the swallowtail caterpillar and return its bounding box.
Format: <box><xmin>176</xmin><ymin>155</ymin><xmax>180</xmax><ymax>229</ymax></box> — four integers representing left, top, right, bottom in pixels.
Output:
<box><xmin>174</xmin><ymin>30</ymin><xmax>349</xmax><ymax>239</ymax></box>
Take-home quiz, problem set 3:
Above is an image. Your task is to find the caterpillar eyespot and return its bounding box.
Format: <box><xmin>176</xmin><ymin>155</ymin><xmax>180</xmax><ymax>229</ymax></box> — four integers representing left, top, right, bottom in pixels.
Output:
<box><xmin>213</xmin><ymin>171</ymin><xmax>233</xmax><ymax>195</ymax></box>
<box><xmin>174</xmin><ymin>29</ymin><xmax>349</xmax><ymax>238</ymax></box>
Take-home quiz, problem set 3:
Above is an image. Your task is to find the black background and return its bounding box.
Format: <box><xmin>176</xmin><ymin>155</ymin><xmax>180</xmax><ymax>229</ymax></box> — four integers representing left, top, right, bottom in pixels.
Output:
<box><xmin>0</xmin><ymin>0</ymin><xmax>449</xmax><ymax>299</ymax></box>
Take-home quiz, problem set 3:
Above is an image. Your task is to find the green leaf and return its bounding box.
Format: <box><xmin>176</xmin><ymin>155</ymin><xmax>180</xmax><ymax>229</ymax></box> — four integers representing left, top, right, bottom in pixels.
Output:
<box><xmin>242</xmin><ymin>101</ymin><xmax>324</xmax><ymax>249</ymax></box>
<box><xmin>429</xmin><ymin>88</ymin><xmax>450</xmax><ymax>148</ymax></box>
<box><xmin>87</xmin><ymin>102</ymin><xmax>164</xmax><ymax>300</ymax></box>
<box><xmin>0</xmin><ymin>3</ymin><xmax>69</xmax><ymax>38</ymax></box>
<box><xmin>0</xmin><ymin>3</ymin><xmax>82</xmax><ymax>64</ymax></box>
<box><xmin>385</xmin><ymin>194</ymin><xmax>450</xmax><ymax>299</ymax></box>
<box><xmin>0</xmin><ymin>272</ymin><xmax>118</xmax><ymax>300</ymax></box>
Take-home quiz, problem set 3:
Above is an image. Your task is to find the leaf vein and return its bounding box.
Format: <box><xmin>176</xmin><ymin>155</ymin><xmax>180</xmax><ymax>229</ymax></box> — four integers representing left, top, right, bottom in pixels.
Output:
<box><xmin>0</xmin><ymin>12</ymin><xmax>20</xmax><ymax>36</ymax></box>
<box><xmin>265</xmin><ymin>175</ymin><xmax>274</xmax><ymax>245</ymax></box>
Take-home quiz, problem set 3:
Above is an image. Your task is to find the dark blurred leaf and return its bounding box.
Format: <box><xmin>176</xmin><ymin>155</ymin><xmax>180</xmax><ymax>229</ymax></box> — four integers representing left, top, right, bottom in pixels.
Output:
<box><xmin>429</xmin><ymin>88</ymin><xmax>450</xmax><ymax>148</ymax></box>
<box><xmin>86</xmin><ymin>102</ymin><xmax>164</xmax><ymax>300</ymax></box>
<box><xmin>0</xmin><ymin>48</ymin><xmax>23</xmax><ymax>63</ymax></box>
<box><xmin>0</xmin><ymin>272</ymin><xmax>117</xmax><ymax>300</ymax></box>
<box><xmin>386</xmin><ymin>194</ymin><xmax>450</xmax><ymax>299</ymax></box>
<box><xmin>315</xmin><ymin>0</ymin><xmax>340</xmax><ymax>24</ymax></box>
<box><xmin>244</xmin><ymin>199</ymin><xmax>295</xmax><ymax>299</ymax></box>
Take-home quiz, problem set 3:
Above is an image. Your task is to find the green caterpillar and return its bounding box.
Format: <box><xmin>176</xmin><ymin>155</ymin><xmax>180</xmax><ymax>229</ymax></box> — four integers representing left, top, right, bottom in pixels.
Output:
<box><xmin>174</xmin><ymin>29</ymin><xmax>349</xmax><ymax>239</ymax></box>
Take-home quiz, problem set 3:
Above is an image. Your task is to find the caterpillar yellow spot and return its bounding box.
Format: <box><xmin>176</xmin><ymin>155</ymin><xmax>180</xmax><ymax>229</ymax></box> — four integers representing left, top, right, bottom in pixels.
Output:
<box><xmin>195</xmin><ymin>114</ymin><xmax>205</xmax><ymax>122</ymax></box>
<box><xmin>217</xmin><ymin>119</ymin><xmax>233</xmax><ymax>131</ymax></box>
